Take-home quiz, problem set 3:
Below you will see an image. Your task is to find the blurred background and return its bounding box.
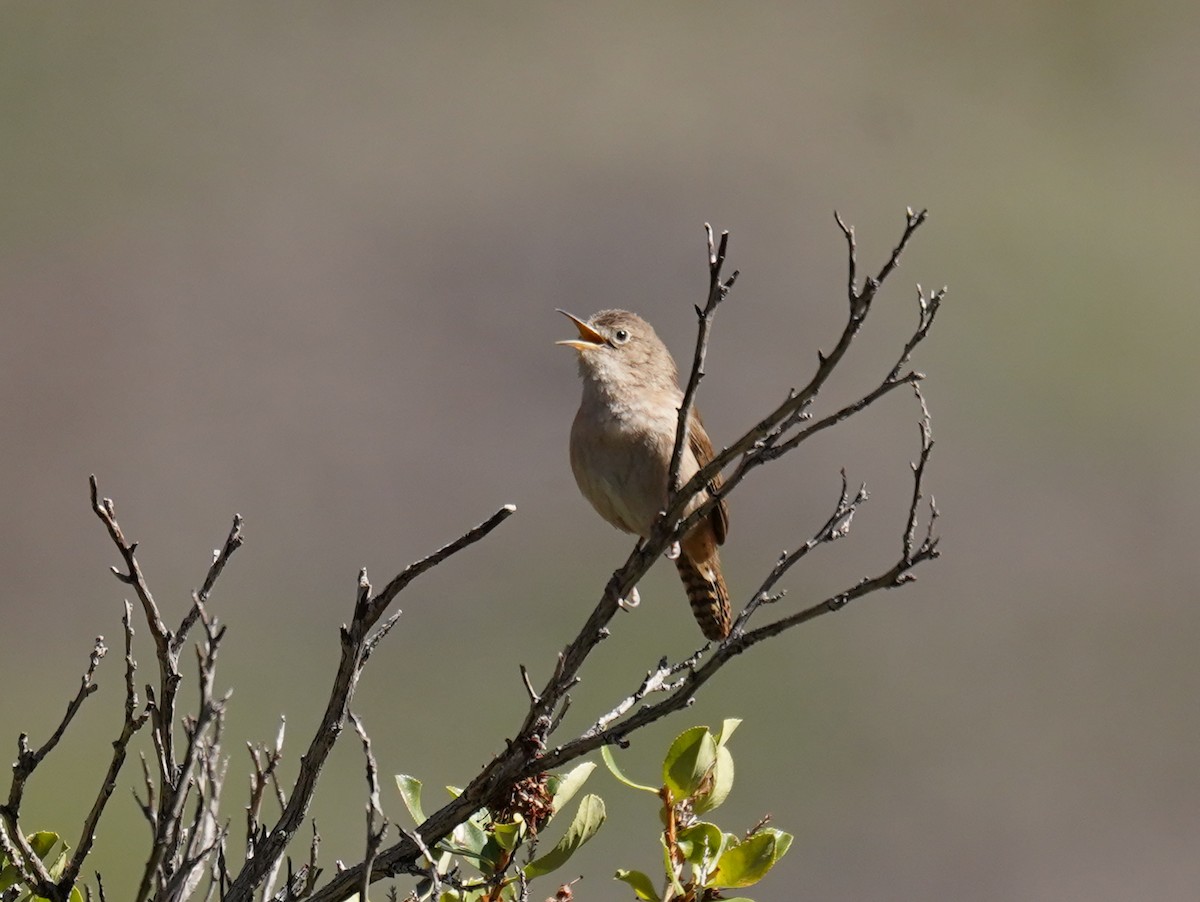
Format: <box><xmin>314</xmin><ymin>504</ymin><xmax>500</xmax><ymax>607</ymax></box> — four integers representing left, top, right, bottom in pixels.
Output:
<box><xmin>2</xmin><ymin>3</ymin><xmax>1197</xmax><ymax>900</ymax></box>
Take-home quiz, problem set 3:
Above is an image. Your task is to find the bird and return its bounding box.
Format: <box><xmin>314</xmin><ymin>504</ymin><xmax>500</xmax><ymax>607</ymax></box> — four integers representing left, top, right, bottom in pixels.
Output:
<box><xmin>557</xmin><ymin>308</ymin><xmax>732</xmax><ymax>641</ymax></box>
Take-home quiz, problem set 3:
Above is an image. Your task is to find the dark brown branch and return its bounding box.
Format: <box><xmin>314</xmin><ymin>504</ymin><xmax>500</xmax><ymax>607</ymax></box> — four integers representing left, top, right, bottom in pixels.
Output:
<box><xmin>903</xmin><ymin>385</ymin><xmax>938</xmax><ymax>563</ymax></box>
<box><xmin>7</xmin><ymin>636</ymin><xmax>106</xmax><ymax>804</ymax></box>
<box><xmin>246</xmin><ymin>718</ymin><xmax>287</xmax><ymax>862</ymax></box>
<box><xmin>4</xmin><ymin>212</ymin><xmax>936</xmax><ymax>902</ymax></box>
<box><xmin>729</xmin><ymin>469</ymin><xmax>867</xmax><ymax>636</ymax></box>
<box><xmin>662</xmin><ymin>214</ymin><xmax>939</xmax><ymax>564</ymax></box>
<box><xmin>350</xmin><ymin>715</ymin><xmax>388</xmax><ymax>902</ymax></box>
<box><xmin>664</xmin><ymin>209</ymin><xmax>931</xmax><ymax>537</ymax></box>
<box><xmin>666</xmin><ymin>224</ymin><xmax>739</xmax><ymax>496</ymax></box>
<box><xmin>61</xmin><ymin>606</ymin><xmax>153</xmax><ymax>891</ymax></box>
<box><xmin>532</xmin><ymin>397</ymin><xmax>940</xmax><ymax>771</ymax></box>
<box><xmin>871</xmin><ymin>206</ymin><xmax>927</xmax><ymax>293</ymax></box>
<box><xmin>223</xmin><ymin>503</ymin><xmax>517</xmax><ymax>901</ymax></box>
<box><xmin>89</xmin><ymin>477</ymin><xmax>246</xmax><ymax>902</ymax></box>
<box><xmin>0</xmin><ymin>638</ymin><xmax>108</xmax><ymax>898</ymax></box>
<box><xmin>303</xmin><ymin>209</ymin><xmax>942</xmax><ymax>902</ymax></box>
<box><xmin>175</xmin><ymin>514</ymin><xmax>244</xmax><ymax>653</ymax></box>
<box><xmin>134</xmin><ymin>601</ymin><xmax>230</xmax><ymax>902</ymax></box>
<box><xmin>85</xmin><ymin>479</ymin><xmax>245</xmax><ymax>902</ymax></box>
<box><xmin>585</xmin><ymin>648</ymin><xmax>706</xmax><ymax>740</ymax></box>
<box><xmin>89</xmin><ymin>477</ymin><xmax>178</xmax><ymax>779</ymax></box>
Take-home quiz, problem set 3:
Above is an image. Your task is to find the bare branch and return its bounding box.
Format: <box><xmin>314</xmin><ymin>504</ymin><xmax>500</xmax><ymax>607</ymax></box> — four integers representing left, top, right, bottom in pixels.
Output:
<box><xmin>350</xmin><ymin>715</ymin><xmax>388</xmax><ymax>902</ymax></box>
<box><xmin>223</xmin><ymin>503</ymin><xmax>517</xmax><ymax>901</ymax></box>
<box><xmin>62</xmin><ymin>612</ymin><xmax>152</xmax><ymax>890</ymax></box>
<box><xmin>903</xmin><ymin>384</ymin><xmax>939</xmax><ymax>563</ymax></box>
<box><xmin>89</xmin><ymin>474</ymin><xmax>172</xmax><ymax>672</ymax></box>
<box><xmin>528</xmin><ymin>437</ymin><xmax>935</xmax><ymax>776</ymax></box>
<box><xmin>519</xmin><ymin>665</ymin><xmax>541</xmax><ymax>705</ymax></box>
<box><xmin>729</xmin><ymin>469</ymin><xmax>867</xmax><ymax>636</ymax></box>
<box><xmin>666</xmin><ymin>224</ymin><xmax>739</xmax><ymax>496</ymax></box>
<box><xmin>0</xmin><ymin>638</ymin><xmax>108</xmax><ymax>898</ymax></box>
<box><xmin>246</xmin><ymin>717</ymin><xmax>287</xmax><ymax>865</ymax></box>
<box><xmin>366</xmin><ymin>503</ymin><xmax>517</xmax><ymax>620</ymax></box>
<box><xmin>134</xmin><ymin>599</ymin><xmax>230</xmax><ymax>902</ymax></box>
<box><xmin>585</xmin><ymin>648</ymin><xmax>706</xmax><ymax>740</ymax></box>
<box><xmin>834</xmin><ymin>210</ymin><xmax>857</xmax><ymax>298</ymax></box>
<box><xmin>89</xmin><ymin>475</ymin><xmax>246</xmax><ymax>902</ymax></box>
<box><xmin>662</xmin><ymin>208</ymin><xmax>933</xmax><ymax>547</ymax></box>
<box><xmin>3</xmin><ymin>212</ymin><xmax>938</xmax><ymax>902</ymax></box>
<box><xmin>176</xmin><ymin>514</ymin><xmax>245</xmax><ymax>653</ymax></box>
<box><xmin>7</xmin><ymin>636</ymin><xmax>106</xmax><ymax>800</ymax></box>
<box><xmin>871</xmin><ymin>207</ymin><xmax>927</xmax><ymax>293</ymax></box>
<box><xmin>303</xmin><ymin>210</ymin><xmax>943</xmax><ymax>902</ymax></box>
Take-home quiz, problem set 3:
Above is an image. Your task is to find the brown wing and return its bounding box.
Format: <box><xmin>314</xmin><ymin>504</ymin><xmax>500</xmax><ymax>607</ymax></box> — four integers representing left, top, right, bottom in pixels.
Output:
<box><xmin>688</xmin><ymin>407</ymin><xmax>729</xmax><ymax>544</ymax></box>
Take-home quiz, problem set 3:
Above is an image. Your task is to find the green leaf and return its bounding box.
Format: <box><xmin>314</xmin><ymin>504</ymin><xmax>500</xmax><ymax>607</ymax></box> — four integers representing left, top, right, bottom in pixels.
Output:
<box><xmin>546</xmin><ymin>761</ymin><xmax>595</xmax><ymax>813</ymax></box>
<box><xmin>675</xmin><ymin>822</ymin><xmax>725</xmax><ymax>868</ymax></box>
<box><xmin>1</xmin><ymin>832</ymin><xmax>72</xmax><ymax>899</ymax></box>
<box><xmin>452</xmin><ymin>813</ymin><xmax>489</xmax><ymax>858</ymax></box>
<box><xmin>662</xmin><ymin>839</ymin><xmax>685</xmax><ymax>897</ymax></box>
<box><xmin>491</xmin><ymin>816</ymin><xmax>524</xmax><ymax>852</ymax></box>
<box><xmin>27</xmin><ymin>832</ymin><xmax>61</xmax><ymax>859</ymax></box>
<box><xmin>523</xmin><ymin>794</ymin><xmax>606</xmax><ymax>878</ymax></box>
<box><xmin>0</xmin><ymin>865</ymin><xmax>18</xmax><ymax>893</ymax></box>
<box><xmin>710</xmin><ymin>828</ymin><xmax>793</xmax><ymax>889</ymax></box>
<box><xmin>601</xmin><ymin>745</ymin><xmax>658</xmax><ymax>793</ymax></box>
<box><xmin>476</xmin><ymin>833</ymin><xmax>510</xmax><ymax>875</ymax></box>
<box><xmin>662</xmin><ymin>726</ymin><xmax>716</xmax><ymax>800</ymax></box>
<box><xmin>764</xmin><ymin>828</ymin><xmax>792</xmax><ymax>861</ymax></box>
<box><xmin>717</xmin><ymin>718</ymin><xmax>742</xmax><ymax>747</ymax></box>
<box><xmin>395</xmin><ymin>774</ymin><xmax>427</xmax><ymax>824</ymax></box>
<box><xmin>692</xmin><ymin>743</ymin><xmax>734</xmax><ymax>814</ymax></box>
<box><xmin>614</xmin><ymin>868</ymin><xmax>661</xmax><ymax>901</ymax></box>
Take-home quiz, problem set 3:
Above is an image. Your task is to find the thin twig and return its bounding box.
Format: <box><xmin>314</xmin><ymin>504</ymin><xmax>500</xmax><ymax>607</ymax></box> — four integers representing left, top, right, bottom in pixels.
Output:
<box><xmin>62</xmin><ymin>626</ymin><xmax>152</xmax><ymax>890</ymax></box>
<box><xmin>246</xmin><ymin>717</ymin><xmax>286</xmax><ymax>863</ymax></box>
<box><xmin>519</xmin><ymin>665</ymin><xmax>541</xmax><ymax>705</ymax></box>
<box><xmin>666</xmin><ymin>224</ymin><xmax>739</xmax><ymax>496</ymax></box>
<box><xmin>585</xmin><ymin>648</ymin><xmax>706</xmax><ymax>739</ymax></box>
<box><xmin>304</xmin><ymin>211</ymin><xmax>942</xmax><ymax>902</ymax></box>
<box><xmin>0</xmin><ymin>638</ymin><xmax>108</xmax><ymax>898</ymax></box>
<box><xmin>175</xmin><ymin>514</ymin><xmax>245</xmax><ymax>653</ymax></box>
<box><xmin>223</xmin><ymin>504</ymin><xmax>517</xmax><ymax>901</ymax></box>
<box><xmin>351</xmin><ymin>715</ymin><xmax>388</xmax><ymax>902</ymax></box>
<box><xmin>89</xmin><ymin>477</ymin><xmax>245</xmax><ymax>902</ymax></box>
<box><xmin>729</xmin><ymin>469</ymin><xmax>867</xmax><ymax>636</ymax></box>
<box><xmin>903</xmin><ymin>384</ymin><xmax>938</xmax><ymax>563</ymax></box>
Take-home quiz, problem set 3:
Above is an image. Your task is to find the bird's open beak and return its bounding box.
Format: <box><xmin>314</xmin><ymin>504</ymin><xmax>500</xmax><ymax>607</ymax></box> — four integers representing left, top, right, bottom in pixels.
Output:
<box><xmin>555</xmin><ymin>309</ymin><xmax>607</xmax><ymax>350</ymax></box>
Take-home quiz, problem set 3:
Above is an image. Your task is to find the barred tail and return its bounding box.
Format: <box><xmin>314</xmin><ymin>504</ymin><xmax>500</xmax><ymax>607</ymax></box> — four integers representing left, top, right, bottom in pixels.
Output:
<box><xmin>675</xmin><ymin>550</ymin><xmax>732</xmax><ymax>641</ymax></box>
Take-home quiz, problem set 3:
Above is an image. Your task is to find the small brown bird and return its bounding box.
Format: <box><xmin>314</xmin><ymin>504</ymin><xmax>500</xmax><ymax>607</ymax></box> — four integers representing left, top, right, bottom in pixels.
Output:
<box><xmin>558</xmin><ymin>309</ymin><xmax>732</xmax><ymax>641</ymax></box>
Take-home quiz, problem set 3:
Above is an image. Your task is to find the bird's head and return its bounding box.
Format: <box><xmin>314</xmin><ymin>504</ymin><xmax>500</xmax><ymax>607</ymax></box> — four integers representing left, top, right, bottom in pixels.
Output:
<box><xmin>556</xmin><ymin>309</ymin><xmax>679</xmax><ymax>393</ymax></box>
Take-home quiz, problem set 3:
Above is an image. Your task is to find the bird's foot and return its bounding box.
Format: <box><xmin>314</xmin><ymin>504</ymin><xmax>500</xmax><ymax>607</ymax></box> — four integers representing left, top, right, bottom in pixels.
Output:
<box><xmin>618</xmin><ymin>586</ymin><xmax>641</xmax><ymax>610</ymax></box>
<box><xmin>665</xmin><ymin>541</ymin><xmax>681</xmax><ymax>561</ymax></box>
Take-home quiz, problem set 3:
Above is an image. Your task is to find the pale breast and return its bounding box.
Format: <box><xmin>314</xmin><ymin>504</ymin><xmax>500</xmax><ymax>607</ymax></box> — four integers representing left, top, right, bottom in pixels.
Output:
<box><xmin>569</xmin><ymin>399</ymin><xmax>699</xmax><ymax>538</ymax></box>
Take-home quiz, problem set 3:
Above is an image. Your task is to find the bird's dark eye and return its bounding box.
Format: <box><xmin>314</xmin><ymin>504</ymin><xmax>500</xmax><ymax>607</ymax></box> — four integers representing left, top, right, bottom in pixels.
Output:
<box><xmin>613</xmin><ymin>329</ymin><xmax>629</xmax><ymax>343</ymax></box>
